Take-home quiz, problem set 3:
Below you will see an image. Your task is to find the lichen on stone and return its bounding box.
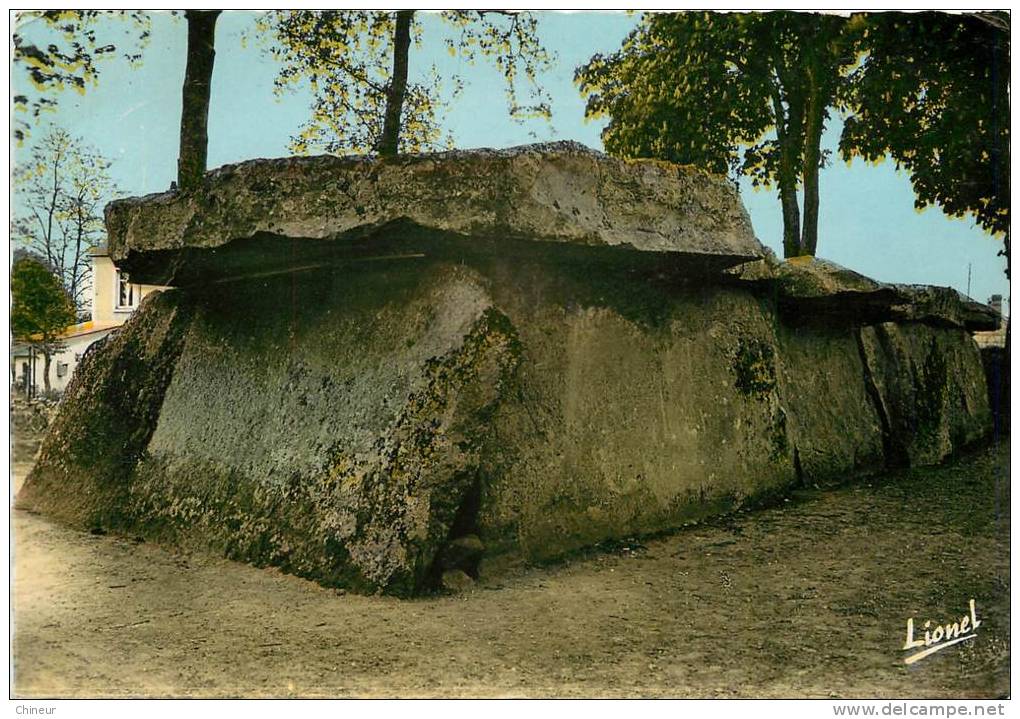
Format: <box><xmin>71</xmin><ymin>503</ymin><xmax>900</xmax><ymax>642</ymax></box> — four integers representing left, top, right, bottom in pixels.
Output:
<box><xmin>733</xmin><ymin>337</ymin><xmax>778</xmax><ymax>399</ymax></box>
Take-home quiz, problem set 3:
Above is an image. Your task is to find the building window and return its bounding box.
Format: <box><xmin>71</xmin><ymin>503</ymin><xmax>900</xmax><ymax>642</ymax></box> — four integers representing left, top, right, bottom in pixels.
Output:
<box><xmin>116</xmin><ymin>270</ymin><xmax>138</xmax><ymax>309</ymax></box>
<box><xmin>56</xmin><ymin>362</ymin><xmax>69</xmax><ymax>378</ymax></box>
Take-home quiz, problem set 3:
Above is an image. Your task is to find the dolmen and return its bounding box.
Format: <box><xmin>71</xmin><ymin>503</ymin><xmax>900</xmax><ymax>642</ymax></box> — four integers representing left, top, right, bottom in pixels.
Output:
<box><xmin>19</xmin><ymin>142</ymin><xmax>996</xmax><ymax>595</ymax></box>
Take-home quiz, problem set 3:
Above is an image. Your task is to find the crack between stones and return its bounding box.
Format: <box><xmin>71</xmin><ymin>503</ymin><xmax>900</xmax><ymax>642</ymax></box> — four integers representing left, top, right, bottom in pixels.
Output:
<box><xmin>854</xmin><ymin>326</ymin><xmax>907</xmax><ymax>470</ymax></box>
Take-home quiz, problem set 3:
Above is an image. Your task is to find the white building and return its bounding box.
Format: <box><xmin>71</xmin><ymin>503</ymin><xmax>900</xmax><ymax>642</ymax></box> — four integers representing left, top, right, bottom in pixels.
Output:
<box><xmin>11</xmin><ymin>247</ymin><xmax>168</xmax><ymax>397</ymax></box>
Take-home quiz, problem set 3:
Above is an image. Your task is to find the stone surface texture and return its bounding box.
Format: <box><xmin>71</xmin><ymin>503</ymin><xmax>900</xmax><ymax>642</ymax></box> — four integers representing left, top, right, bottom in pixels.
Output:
<box><xmin>105</xmin><ymin>141</ymin><xmax>763</xmax><ymax>287</ymax></box>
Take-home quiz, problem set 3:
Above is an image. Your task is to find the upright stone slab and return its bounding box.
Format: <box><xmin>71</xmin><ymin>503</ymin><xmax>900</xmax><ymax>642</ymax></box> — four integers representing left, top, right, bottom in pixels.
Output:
<box><xmin>462</xmin><ymin>264</ymin><xmax>798</xmax><ymax>562</ymax></box>
<box><xmin>125</xmin><ymin>264</ymin><xmax>520</xmax><ymax>595</ymax></box>
<box><xmin>18</xmin><ymin>291</ymin><xmax>195</xmax><ymax>528</ymax></box>
<box><xmin>773</xmin><ymin>322</ymin><xmax>886</xmax><ymax>483</ymax></box>
<box><xmin>859</xmin><ymin>322</ymin><xmax>991</xmax><ymax>467</ymax></box>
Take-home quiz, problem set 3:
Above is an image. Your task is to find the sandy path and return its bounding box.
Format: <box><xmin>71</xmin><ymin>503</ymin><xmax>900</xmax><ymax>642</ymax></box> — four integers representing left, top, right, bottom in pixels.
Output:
<box><xmin>11</xmin><ymin>442</ymin><xmax>1010</xmax><ymax>698</ymax></box>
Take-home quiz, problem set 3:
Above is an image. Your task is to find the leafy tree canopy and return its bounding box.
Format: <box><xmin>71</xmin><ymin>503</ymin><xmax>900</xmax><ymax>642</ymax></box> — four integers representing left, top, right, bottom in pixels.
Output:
<box><xmin>577</xmin><ymin>11</ymin><xmax>1009</xmax><ymax>261</ymax></box>
<box><xmin>840</xmin><ymin>11</ymin><xmax>1009</xmax><ymax>239</ymax></box>
<box><xmin>576</xmin><ymin>11</ymin><xmax>858</xmax><ymax>258</ymax></box>
<box><xmin>255</xmin><ymin>10</ymin><xmax>555</xmax><ymax>155</ymax></box>
<box><xmin>11</xmin><ymin>252</ymin><xmax>76</xmax><ymax>345</ymax></box>
<box><xmin>12</xmin><ymin>10</ymin><xmax>151</xmax><ymax>142</ymax></box>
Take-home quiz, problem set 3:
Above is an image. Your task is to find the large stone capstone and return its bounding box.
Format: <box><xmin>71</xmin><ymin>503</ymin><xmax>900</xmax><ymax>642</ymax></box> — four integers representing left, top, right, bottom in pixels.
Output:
<box><xmin>105</xmin><ymin>141</ymin><xmax>765</xmax><ymax>287</ymax></box>
<box><xmin>727</xmin><ymin>255</ymin><xmax>1001</xmax><ymax>331</ymax></box>
<box><xmin>20</xmin><ymin>143</ymin><xmax>994</xmax><ymax>597</ymax></box>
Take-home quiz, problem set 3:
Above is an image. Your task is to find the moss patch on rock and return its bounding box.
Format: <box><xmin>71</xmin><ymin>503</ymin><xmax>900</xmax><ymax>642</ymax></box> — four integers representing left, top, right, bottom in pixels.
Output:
<box><xmin>733</xmin><ymin>337</ymin><xmax>778</xmax><ymax>399</ymax></box>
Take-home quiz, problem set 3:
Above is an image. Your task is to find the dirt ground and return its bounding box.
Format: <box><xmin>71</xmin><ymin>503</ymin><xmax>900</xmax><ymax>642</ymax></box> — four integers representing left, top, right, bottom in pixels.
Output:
<box><xmin>11</xmin><ymin>440</ymin><xmax>1010</xmax><ymax>698</ymax></box>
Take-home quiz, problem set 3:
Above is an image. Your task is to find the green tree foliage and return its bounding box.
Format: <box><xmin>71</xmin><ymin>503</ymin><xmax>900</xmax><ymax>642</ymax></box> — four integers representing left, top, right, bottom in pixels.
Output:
<box><xmin>576</xmin><ymin>11</ymin><xmax>858</xmax><ymax>258</ymax></box>
<box><xmin>256</xmin><ymin>10</ymin><xmax>554</xmax><ymax>156</ymax></box>
<box><xmin>12</xmin><ymin>10</ymin><xmax>150</xmax><ymax>142</ymax></box>
<box><xmin>13</xmin><ymin>128</ymin><xmax>117</xmax><ymax>317</ymax></box>
<box><xmin>12</xmin><ymin>252</ymin><xmax>77</xmax><ymax>393</ymax></box>
<box><xmin>578</xmin><ymin>11</ymin><xmax>1010</xmax><ymax>264</ymax></box>
<box><xmin>840</xmin><ymin>12</ymin><xmax>1010</xmax><ymax>269</ymax></box>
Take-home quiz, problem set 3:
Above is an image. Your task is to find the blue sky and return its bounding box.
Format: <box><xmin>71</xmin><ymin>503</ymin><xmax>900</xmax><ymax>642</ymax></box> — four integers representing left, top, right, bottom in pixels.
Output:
<box><xmin>12</xmin><ymin>10</ymin><xmax>1009</xmax><ymax>312</ymax></box>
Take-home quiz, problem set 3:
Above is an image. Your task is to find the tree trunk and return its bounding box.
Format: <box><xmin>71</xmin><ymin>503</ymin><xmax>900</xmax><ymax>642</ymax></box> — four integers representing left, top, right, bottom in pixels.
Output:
<box><xmin>45</xmin><ymin>146</ymin><xmax>62</xmax><ymax>269</ymax></box>
<box><xmin>177</xmin><ymin>10</ymin><xmax>221</xmax><ymax>191</ymax></box>
<box><xmin>778</xmin><ymin>174</ymin><xmax>802</xmax><ymax>258</ymax></box>
<box><xmin>777</xmin><ymin>116</ymin><xmax>804</xmax><ymax>257</ymax></box>
<box><xmin>71</xmin><ymin>202</ymin><xmax>84</xmax><ymax>315</ymax></box>
<box><xmin>768</xmin><ymin>67</ymin><xmax>804</xmax><ymax>258</ymax></box>
<box><xmin>799</xmin><ymin>62</ymin><xmax>825</xmax><ymax>257</ymax></box>
<box><xmin>377</xmin><ymin>10</ymin><xmax>414</xmax><ymax>157</ymax></box>
<box><xmin>42</xmin><ymin>350</ymin><xmax>51</xmax><ymax>394</ymax></box>
<box><xmin>27</xmin><ymin>345</ymin><xmax>35</xmax><ymax>400</ymax></box>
